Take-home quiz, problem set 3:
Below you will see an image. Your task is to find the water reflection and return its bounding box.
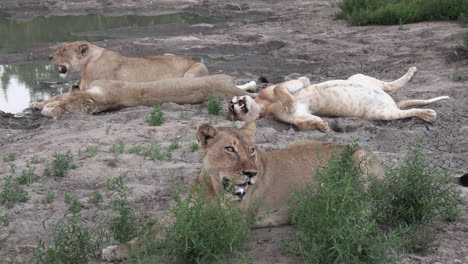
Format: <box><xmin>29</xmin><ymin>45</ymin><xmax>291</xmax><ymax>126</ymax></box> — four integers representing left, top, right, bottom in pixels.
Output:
<box><xmin>0</xmin><ymin>13</ymin><xmax>214</xmax><ymax>53</ymax></box>
<box><xmin>0</xmin><ymin>61</ymin><xmax>73</xmax><ymax>113</ymax></box>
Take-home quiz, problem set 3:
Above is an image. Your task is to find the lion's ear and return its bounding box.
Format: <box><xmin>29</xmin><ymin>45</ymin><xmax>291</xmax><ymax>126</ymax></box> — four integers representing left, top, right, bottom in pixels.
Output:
<box><xmin>196</xmin><ymin>124</ymin><xmax>218</xmax><ymax>149</ymax></box>
<box><xmin>69</xmin><ymin>85</ymin><xmax>80</xmax><ymax>93</ymax></box>
<box><xmin>240</xmin><ymin>122</ymin><xmax>256</xmax><ymax>144</ymax></box>
<box><xmin>78</xmin><ymin>44</ymin><xmax>88</xmax><ymax>56</ymax></box>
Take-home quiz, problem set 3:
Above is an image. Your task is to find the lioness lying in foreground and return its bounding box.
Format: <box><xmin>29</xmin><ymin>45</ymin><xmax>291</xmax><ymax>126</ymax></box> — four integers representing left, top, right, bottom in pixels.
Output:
<box><xmin>101</xmin><ymin>122</ymin><xmax>385</xmax><ymax>261</ymax></box>
<box><xmin>41</xmin><ymin>74</ymin><xmax>257</xmax><ymax>118</ymax></box>
<box><xmin>229</xmin><ymin>67</ymin><xmax>449</xmax><ymax>132</ymax></box>
<box><xmin>31</xmin><ymin>40</ymin><xmax>208</xmax><ymax>109</ymax></box>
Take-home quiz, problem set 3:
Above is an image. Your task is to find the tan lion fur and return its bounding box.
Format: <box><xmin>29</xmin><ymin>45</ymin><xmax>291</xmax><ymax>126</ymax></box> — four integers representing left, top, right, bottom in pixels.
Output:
<box><xmin>40</xmin><ymin>74</ymin><xmax>257</xmax><ymax>117</ymax></box>
<box><xmin>229</xmin><ymin>67</ymin><xmax>449</xmax><ymax>132</ymax></box>
<box><xmin>100</xmin><ymin>122</ymin><xmax>385</xmax><ymax>261</ymax></box>
<box><xmin>31</xmin><ymin>41</ymin><xmax>208</xmax><ymax>110</ymax></box>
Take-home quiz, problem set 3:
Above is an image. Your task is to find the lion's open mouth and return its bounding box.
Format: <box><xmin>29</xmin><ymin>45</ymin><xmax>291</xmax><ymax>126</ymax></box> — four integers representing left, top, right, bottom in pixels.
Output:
<box><xmin>230</xmin><ymin>97</ymin><xmax>249</xmax><ymax>114</ymax></box>
<box><xmin>58</xmin><ymin>65</ymin><xmax>68</xmax><ymax>74</ymax></box>
<box><xmin>223</xmin><ymin>178</ymin><xmax>249</xmax><ymax>200</ymax></box>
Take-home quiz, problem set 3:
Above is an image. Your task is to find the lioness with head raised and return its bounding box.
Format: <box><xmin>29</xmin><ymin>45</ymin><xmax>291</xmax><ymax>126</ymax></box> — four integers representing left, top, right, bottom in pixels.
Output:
<box><xmin>100</xmin><ymin>122</ymin><xmax>385</xmax><ymax>261</ymax></box>
<box><xmin>31</xmin><ymin>40</ymin><xmax>209</xmax><ymax>109</ymax></box>
<box><xmin>229</xmin><ymin>67</ymin><xmax>449</xmax><ymax>132</ymax></box>
<box><xmin>40</xmin><ymin>74</ymin><xmax>257</xmax><ymax>118</ymax></box>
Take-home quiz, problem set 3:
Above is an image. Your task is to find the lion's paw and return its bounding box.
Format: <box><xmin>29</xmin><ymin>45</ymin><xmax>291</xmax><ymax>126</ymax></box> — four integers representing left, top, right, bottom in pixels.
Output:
<box><xmin>420</xmin><ymin>109</ymin><xmax>437</xmax><ymax>123</ymax></box>
<box><xmin>408</xmin><ymin>67</ymin><xmax>417</xmax><ymax>77</ymax></box>
<box><xmin>101</xmin><ymin>245</ymin><xmax>127</xmax><ymax>261</ymax></box>
<box><xmin>297</xmin><ymin>120</ymin><xmax>329</xmax><ymax>132</ymax></box>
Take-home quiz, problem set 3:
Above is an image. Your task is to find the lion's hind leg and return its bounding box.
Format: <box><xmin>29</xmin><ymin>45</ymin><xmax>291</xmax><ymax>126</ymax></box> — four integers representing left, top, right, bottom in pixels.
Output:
<box><xmin>273</xmin><ymin>85</ymin><xmax>298</xmax><ymax>113</ymax></box>
<box><xmin>397</xmin><ymin>96</ymin><xmax>449</xmax><ymax>109</ymax></box>
<box><xmin>382</xmin><ymin>67</ymin><xmax>418</xmax><ymax>95</ymax></box>
<box><xmin>365</xmin><ymin>107</ymin><xmax>437</xmax><ymax>123</ymax></box>
<box><xmin>183</xmin><ymin>62</ymin><xmax>209</xmax><ymax>78</ymax></box>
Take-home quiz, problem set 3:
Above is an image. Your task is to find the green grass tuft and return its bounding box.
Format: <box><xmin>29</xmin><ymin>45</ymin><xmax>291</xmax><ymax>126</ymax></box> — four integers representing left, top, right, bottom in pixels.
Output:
<box><xmin>147</xmin><ymin>104</ymin><xmax>165</xmax><ymax>126</ymax></box>
<box><xmin>190</xmin><ymin>142</ymin><xmax>200</xmax><ymax>152</ymax></box>
<box><xmin>17</xmin><ymin>164</ymin><xmax>39</xmax><ymax>185</ymax></box>
<box><xmin>41</xmin><ymin>189</ymin><xmax>55</xmax><ymax>204</ymax></box>
<box><xmin>1</xmin><ymin>176</ymin><xmax>29</xmax><ymax>209</ymax></box>
<box><xmin>109</xmin><ymin>140</ymin><xmax>125</xmax><ymax>154</ymax></box>
<box><xmin>3</xmin><ymin>153</ymin><xmax>16</xmax><ymax>162</ymax></box>
<box><xmin>337</xmin><ymin>0</ymin><xmax>468</xmax><ymax>26</ymax></box>
<box><xmin>44</xmin><ymin>150</ymin><xmax>77</xmax><ymax>177</ymax></box>
<box><xmin>207</xmin><ymin>94</ymin><xmax>223</xmax><ymax>115</ymax></box>
<box><xmin>89</xmin><ymin>191</ymin><xmax>103</xmax><ymax>205</ymax></box>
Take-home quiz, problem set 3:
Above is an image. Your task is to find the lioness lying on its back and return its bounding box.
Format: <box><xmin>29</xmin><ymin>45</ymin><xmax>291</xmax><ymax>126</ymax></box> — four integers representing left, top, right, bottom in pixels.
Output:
<box><xmin>31</xmin><ymin>40</ymin><xmax>209</xmax><ymax>110</ymax></box>
<box><xmin>100</xmin><ymin>122</ymin><xmax>386</xmax><ymax>261</ymax></box>
<box><xmin>229</xmin><ymin>67</ymin><xmax>449</xmax><ymax>132</ymax></box>
<box><xmin>41</xmin><ymin>74</ymin><xmax>257</xmax><ymax>118</ymax></box>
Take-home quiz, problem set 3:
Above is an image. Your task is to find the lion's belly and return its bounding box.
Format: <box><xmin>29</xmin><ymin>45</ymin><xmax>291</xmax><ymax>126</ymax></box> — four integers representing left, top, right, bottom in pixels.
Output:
<box><xmin>296</xmin><ymin>84</ymin><xmax>397</xmax><ymax>118</ymax></box>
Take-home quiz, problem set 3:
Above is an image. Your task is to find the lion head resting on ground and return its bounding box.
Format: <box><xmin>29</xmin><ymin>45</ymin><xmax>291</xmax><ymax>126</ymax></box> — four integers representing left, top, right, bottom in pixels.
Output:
<box><xmin>31</xmin><ymin>40</ymin><xmax>209</xmax><ymax>110</ymax></box>
<box><xmin>100</xmin><ymin>122</ymin><xmax>386</xmax><ymax>261</ymax></box>
<box><xmin>40</xmin><ymin>74</ymin><xmax>257</xmax><ymax>118</ymax></box>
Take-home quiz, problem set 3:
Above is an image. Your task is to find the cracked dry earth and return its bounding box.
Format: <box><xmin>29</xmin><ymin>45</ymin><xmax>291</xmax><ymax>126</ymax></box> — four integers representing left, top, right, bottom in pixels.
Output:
<box><xmin>0</xmin><ymin>0</ymin><xmax>467</xmax><ymax>263</ymax></box>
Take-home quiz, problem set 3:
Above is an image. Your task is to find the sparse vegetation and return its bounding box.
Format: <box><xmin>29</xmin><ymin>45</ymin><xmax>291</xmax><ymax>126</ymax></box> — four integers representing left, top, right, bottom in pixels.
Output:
<box><xmin>1</xmin><ymin>176</ymin><xmax>29</xmax><ymax>209</ymax></box>
<box><xmin>337</xmin><ymin>0</ymin><xmax>468</xmax><ymax>26</ymax></box>
<box><xmin>9</xmin><ymin>164</ymin><xmax>16</xmax><ymax>174</ymax></box>
<box><xmin>147</xmin><ymin>104</ymin><xmax>165</xmax><ymax>126</ymax></box>
<box><xmin>0</xmin><ymin>214</ymin><xmax>10</xmax><ymax>227</ymax></box>
<box><xmin>109</xmin><ymin>140</ymin><xmax>125</xmax><ymax>154</ymax></box>
<box><xmin>451</xmin><ymin>72</ymin><xmax>464</xmax><ymax>81</ymax></box>
<box><xmin>190</xmin><ymin>142</ymin><xmax>200</xmax><ymax>152</ymax></box>
<box><xmin>3</xmin><ymin>153</ymin><xmax>16</xmax><ymax>162</ymax></box>
<box><xmin>105</xmin><ymin>124</ymin><xmax>112</xmax><ymax>135</ymax></box>
<box><xmin>141</xmin><ymin>140</ymin><xmax>166</xmax><ymax>160</ymax></box>
<box><xmin>64</xmin><ymin>193</ymin><xmax>82</xmax><ymax>214</ymax></box>
<box><xmin>41</xmin><ymin>189</ymin><xmax>55</xmax><ymax>204</ymax></box>
<box><xmin>462</xmin><ymin>32</ymin><xmax>468</xmax><ymax>49</ymax></box>
<box><xmin>285</xmin><ymin>141</ymin><xmax>461</xmax><ymax>262</ymax></box>
<box><xmin>89</xmin><ymin>191</ymin><xmax>103</xmax><ymax>204</ymax></box>
<box><xmin>207</xmin><ymin>94</ymin><xmax>223</xmax><ymax>115</ymax></box>
<box><xmin>179</xmin><ymin>111</ymin><xmax>189</xmax><ymax>119</ymax></box>
<box><xmin>17</xmin><ymin>164</ymin><xmax>39</xmax><ymax>185</ymax></box>
<box><xmin>29</xmin><ymin>155</ymin><xmax>43</xmax><ymax>164</ymax></box>
<box><xmin>85</xmin><ymin>145</ymin><xmax>98</xmax><ymax>157</ymax></box>
<box><xmin>127</xmin><ymin>144</ymin><xmax>144</xmax><ymax>155</ymax></box>
<box><xmin>44</xmin><ymin>150</ymin><xmax>77</xmax><ymax>177</ymax></box>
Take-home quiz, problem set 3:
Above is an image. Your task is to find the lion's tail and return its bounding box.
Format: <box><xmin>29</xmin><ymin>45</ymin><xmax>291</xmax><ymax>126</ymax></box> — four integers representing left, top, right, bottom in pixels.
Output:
<box><xmin>351</xmin><ymin>148</ymin><xmax>386</xmax><ymax>181</ymax></box>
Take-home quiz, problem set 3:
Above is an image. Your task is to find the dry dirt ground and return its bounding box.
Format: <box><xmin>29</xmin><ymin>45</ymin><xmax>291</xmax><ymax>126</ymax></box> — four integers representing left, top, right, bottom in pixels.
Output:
<box><xmin>1</xmin><ymin>0</ymin><xmax>467</xmax><ymax>263</ymax></box>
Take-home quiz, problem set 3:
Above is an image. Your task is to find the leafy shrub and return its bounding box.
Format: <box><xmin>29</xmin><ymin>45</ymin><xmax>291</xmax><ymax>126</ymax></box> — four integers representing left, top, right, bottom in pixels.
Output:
<box><xmin>85</xmin><ymin>145</ymin><xmax>98</xmax><ymax>157</ymax></box>
<box><xmin>286</xmin><ymin>145</ymin><xmax>397</xmax><ymax>263</ymax></box>
<box><xmin>3</xmin><ymin>153</ymin><xmax>16</xmax><ymax>162</ymax></box>
<box><xmin>0</xmin><ymin>176</ymin><xmax>30</xmax><ymax>209</ymax></box>
<box><xmin>207</xmin><ymin>95</ymin><xmax>223</xmax><ymax>115</ymax></box>
<box><xmin>41</xmin><ymin>189</ymin><xmax>55</xmax><ymax>204</ymax></box>
<box><xmin>127</xmin><ymin>184</ymin><xmax>254</xmax><ymax>264</ymax></box>
<box><xmin>33</xmin><ymin>214</ymin><xmax>106</xmax><ymax>264</ymax></box>
<box><xmin>107</xmin><ymin>176</ymin><xmax>141</xmax><ymax>243</ymax></box>
<box><xmin>17</xmin><ymin>164</ymin><xmax>39</xmax><ymax>185</ymax></box>
<box><xmin>147</xmin><ymin>104</ymin><xmax>165</xmax><ymax>126</ymax></box>
<box><xmin>89</xmin><ymin>190</ymin><xmax>103</xmax><ymax>204</ymax></box>
<box><xmin>44</xmin><ymin>150</ymin><xmax>77</xmax><ymax>177</ymax></box>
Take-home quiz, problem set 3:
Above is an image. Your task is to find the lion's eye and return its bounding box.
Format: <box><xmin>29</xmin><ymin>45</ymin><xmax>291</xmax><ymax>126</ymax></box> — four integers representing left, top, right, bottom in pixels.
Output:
<box><xmin>225</xmin><ymin>146</ymin><xmax>235</xmax><ymax>153</ymax></box>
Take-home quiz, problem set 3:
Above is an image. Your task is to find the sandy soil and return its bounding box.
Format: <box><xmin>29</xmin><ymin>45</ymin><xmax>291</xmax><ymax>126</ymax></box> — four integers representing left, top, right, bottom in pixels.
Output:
<box><xmin>0</xmin><ymin>0</ymin><xmax>467</xmax><ymax>263</ymax></box>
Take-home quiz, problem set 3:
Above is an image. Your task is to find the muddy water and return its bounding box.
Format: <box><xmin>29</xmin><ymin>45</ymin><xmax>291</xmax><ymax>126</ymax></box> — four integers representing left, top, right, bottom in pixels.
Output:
<box><xmin>0</xmin><ymin>12</ymin><xmax>214</xmax><ymax>53</ymax></box>
<box><xmin>0</xmin><ymin>61</ymin><xmax>75</xmax><ymax>114</ymax></box>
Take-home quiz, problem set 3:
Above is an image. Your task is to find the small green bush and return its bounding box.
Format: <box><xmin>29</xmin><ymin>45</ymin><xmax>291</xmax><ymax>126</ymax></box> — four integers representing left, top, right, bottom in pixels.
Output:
<box><xmin>370</xmin><ymin>140</ymin><xmax>460</xmax><ymax>227</ymax></box>
<box><xmin>451</xmin><ymin>72</ymin><xmax>464</xmax><ymax>81</ymax></box>
<box><xmin>64</xmin><ymin>193</ymin><xmax>82</xmax><ymax>214</ymax></box>
<box><xmin>89</xmin><ymin>191</ymin><xmax>103</xmax><ymax>204</ymax></box>
<box><xmin>17</xmin><ymin>164</ymin><xmax>39</xmax><ymax>185</ymax></box>
<box><xmin>29</xmin><ymin>155</ymin><xmax>43</xmax><ymax>164</ymax></box>
<box><xmin>127</xmin><ymin>184</ymin><xmax>254</xmax><ymax>264</ymax></box>
<box><xmin>44</xmin><ymin>150</ymin><xmax>77</xmax><ymax>177</ymax></box>
<box><xmin>1</xmin><ymin>176</ymin><xmax>29</xmax><ymax>209</ymax></box>
<box><xmin>147</xmin><ymin>104</ymin><xmax>165</xmax><ymax>126</ymax></box>
<box><xmin>107</xmin><ymin>176</ymin><xmax>141</xmax><ymax>243</ymax></box>
<box><xmin>3</xmin><ymin>153</ymin><xmax>16</xmax><ymax>162</ymax></box>
<box><xmin>33</xmin><ymin>214</ymin><xmax>105</xmax><ymax>264</ymax></box>
<box><xmin>105</xmin><ymin>124</ymin><xmax>112</xmax><ymax>135</ymax></box>
<box><xmin>127</xmin><ymin>145</ymin><xmax>144</xmax><ymax>155</ymax></box>
<box><xmin>190</xmin><ymin>142</ymin><xmax>200</xmax><ymax>152</ymax></box>
<box><xmin>109</xmin><ymin>140</ymin><xmax>125</xmax><ymax>154</ymax></box>
<box><xmin>85</xmin><ymin>145</ymin><xmax>98</xmax><ymax>157</ymax></box>
<box><xmin>207</xmin><ymin>94</ymin><xmax>223</xmax><ymax>115</ymax></box>
<box><xmin>41</xmin><ymin>189</ymin><xmax>55</xmax><ymax>204</ymax></box>
<box><xmin>286</xmin><ymin>145</ymin><xmax>397</xmax><ymax>263</ymax></box>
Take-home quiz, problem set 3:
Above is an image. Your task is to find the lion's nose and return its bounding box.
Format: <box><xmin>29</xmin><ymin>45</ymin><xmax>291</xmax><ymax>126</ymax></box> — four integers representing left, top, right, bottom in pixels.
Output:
<box><xmin>49</xmin><ymin>55</ymin><xmax>53</xmax><ymax>60</ymax></box>
<box><xmin>242</xmin><ymin>171</ymin><xmax>257</xmax><ymax>178</ymax></box>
